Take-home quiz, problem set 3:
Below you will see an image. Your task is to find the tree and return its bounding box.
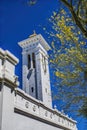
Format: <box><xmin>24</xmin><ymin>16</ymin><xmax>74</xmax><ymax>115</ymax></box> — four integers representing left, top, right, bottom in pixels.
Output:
<box><xmin>50</xmin><ymin>0</ymin><xmax>87</xmax><ymax>118</ymax></box>
<box><xmin>79</xmin><ymin>98</ymin><xmax>87</xmax><ymax>118</ymax></box>
<box><xmin>58</xmin><ymin>0</ymin><xmax>87</xmax><ymax>37</ymax></box>
<box><xmin>49</xmin><ymin>9</ymin><xmax>87</xmax><ymax>117</ymax></box>
<box><xmin>29</xmin><ymin>0</ymin><xmax>87</xmax><ymax>37</ymax></box>
<box><xmin>27</xmin><ymin>0</ymin><xmax>87</xmax><ymax>118</ymax></box>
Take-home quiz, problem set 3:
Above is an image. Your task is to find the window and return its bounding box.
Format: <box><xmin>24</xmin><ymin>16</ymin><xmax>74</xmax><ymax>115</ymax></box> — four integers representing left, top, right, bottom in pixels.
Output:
<box><xmin>31</xmin><ymin>87</ymin><xmax>34</xmax><ymax>93</ymax></box>
<box><xmin>32</xmin><ymin>53</ymin><xmax>36</xmax><ymax>68</ymax></box>
<box><xmin>28</xmin><ymin>54</ymin><xmax>31</xmax><ymax>69</ymax></box>
<box><xmin>44</xmin><ymin>57</ymin><xmax>47</xmax><ymax>73</ymax></box>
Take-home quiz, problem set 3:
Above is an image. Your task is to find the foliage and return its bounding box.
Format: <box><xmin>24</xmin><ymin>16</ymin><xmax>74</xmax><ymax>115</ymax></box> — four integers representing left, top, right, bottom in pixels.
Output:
<box><xmin>59</xmin><ymin>0</ymin><xmax>87</xmax><ymax>37</ymax></box>
<box><xmin>79</xmin><ymin>98</ymin><xmax>87</xmax><ymax>118</ymax></box>
<box><xmin>49</xmin><ymin>9</ymin><xmax>87</xmax><ymax>117</ymax></box>
<box><xmin>27</xmin><ymin>0</ymin><xmax>87</xmax><ymax>118</ymax></box>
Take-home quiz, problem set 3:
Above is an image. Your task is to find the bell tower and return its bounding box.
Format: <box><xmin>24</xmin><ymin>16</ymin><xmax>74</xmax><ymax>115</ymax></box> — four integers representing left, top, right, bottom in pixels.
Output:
<box><xmin>18</xmin><ymin>32</ymin><xmax>52</xmax><ymax>108</ymax></box>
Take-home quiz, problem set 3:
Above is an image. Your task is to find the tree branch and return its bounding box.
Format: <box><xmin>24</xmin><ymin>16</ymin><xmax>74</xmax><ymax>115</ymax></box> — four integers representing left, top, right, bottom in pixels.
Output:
<box><xmin>60</xmin><ymin>0</ymin><xmax>87</xmax><ymax>37</ymax></box>
<box><xmin>70</xmin><ymin>8</ymin><xmax>87</xmax><ymax>37</ymax></box>
<box><xmin>77</xmin><ymin>0</ymin><xmax>81</xmax><ymax>16</ymax></box>
<box><xmin>70</xmin><ymin>0</ymin><xmax>72</xmax><ymax>6</ymax></box>
<box><xmin>60</xmin><ymin>0</ymin><xmax>72</xmax><ymax>9</ymax></box>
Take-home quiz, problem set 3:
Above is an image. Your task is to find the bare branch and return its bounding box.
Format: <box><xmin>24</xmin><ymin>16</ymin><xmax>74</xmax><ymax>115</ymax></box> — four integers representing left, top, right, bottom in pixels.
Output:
<box><xmin>77</xmin><ymin>0</ymin><xmax>81</xmax><ymax>16</ymax></box>
<box><xmin>70</xmin><ymin>8</ymin><xmax>87</xmax><ymax>37</ymax></box>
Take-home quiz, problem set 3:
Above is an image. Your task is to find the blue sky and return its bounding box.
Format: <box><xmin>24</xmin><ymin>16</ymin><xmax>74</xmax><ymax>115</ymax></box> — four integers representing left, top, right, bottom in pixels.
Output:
<box><xmin>0</xmin><ymin>0</ymin><xmax>86</xmax><ymax>129</ymax></box>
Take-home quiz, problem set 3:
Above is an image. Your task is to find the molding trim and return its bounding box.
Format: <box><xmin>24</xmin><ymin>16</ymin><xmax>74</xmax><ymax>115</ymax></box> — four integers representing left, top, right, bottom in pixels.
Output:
<box><xmin>14</xmin><ymin>106</ymin><xmax>71</xmax><ymax>130</ymax></box>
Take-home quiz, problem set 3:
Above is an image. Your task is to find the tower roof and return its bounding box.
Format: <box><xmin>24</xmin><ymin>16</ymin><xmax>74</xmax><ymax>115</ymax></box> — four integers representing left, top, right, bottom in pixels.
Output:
<box><xmin>18</xmin><ymin>34</ymin><xmax>51</xmax><ymax>51</ymax></box>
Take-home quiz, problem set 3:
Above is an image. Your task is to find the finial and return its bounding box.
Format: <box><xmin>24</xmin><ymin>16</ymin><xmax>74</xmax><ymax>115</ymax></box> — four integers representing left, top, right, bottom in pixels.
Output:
<box><xmin>29</xmin><ymin>30</ymin><xmax>37</xmax><ymax>38</ymax></box>
<box><xmin>61</xmin><ymin>110</ymin><xmax>64</xmax><ymax>114</ymax></box>
<box><xmin>33</xmin><ymin>30</ymin><xmax>36</xmax><ymax>34</ymax></box>
<box><xmin>54</xmin><ymin>105</ymin><xmax>57</xmax><ymax>109</ymax></box>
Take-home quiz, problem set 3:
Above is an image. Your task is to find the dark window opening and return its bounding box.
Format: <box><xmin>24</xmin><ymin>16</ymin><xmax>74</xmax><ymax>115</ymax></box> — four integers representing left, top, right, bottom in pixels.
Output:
<box><xmin>28</xmin><ymin>54</ymin><xmax>31</xmax><ymax>69</ymax></box>
<box><xmin>44</xmin><ymin>57</ymin><xmax>46</xmax><ymax>73</ymax></box>
<box><xmin>31</xmin><ymin>87</ymin><xmax>34</xmax><ymax>93</ymax></box>
<box><xmin>32</xmin><ymin>53</ymin><xmax>36</xmax><ymax>68</ymax></box>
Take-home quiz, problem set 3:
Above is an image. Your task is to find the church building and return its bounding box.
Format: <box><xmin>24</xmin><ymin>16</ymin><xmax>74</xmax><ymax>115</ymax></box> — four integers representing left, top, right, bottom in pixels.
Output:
<box><xmin>0</xmin><ymin>33</ymin><xmax>77</xmax><ymax>130</ymax></box>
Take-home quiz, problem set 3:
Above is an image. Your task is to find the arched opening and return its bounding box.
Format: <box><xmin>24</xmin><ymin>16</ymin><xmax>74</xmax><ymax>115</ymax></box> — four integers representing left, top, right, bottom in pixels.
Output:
<box><xmin>32</xmin><ymin>53</ymin><xmax>36</xmax><ymax>68</ymax></box>
<box><xmin>28</xmin><ymin>54</ymin><xmax>31</xmax><ymax>69</ymax></box>
<box><xmin>31</xmin><ymin>87</ymin><xmax>34</xmax><ymax>93</ymax></box>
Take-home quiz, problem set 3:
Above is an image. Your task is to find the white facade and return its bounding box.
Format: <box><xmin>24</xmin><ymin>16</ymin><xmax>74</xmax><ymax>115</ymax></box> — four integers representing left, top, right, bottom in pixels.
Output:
<box><xmin>18</xmin><ymin>34</ymin><xmax>52</xmax><ymax>108</ymax></box>
<box><xmin>0</xmin><ymin>40</ymin><xmax>78</xmax><ymax>130</ymax></box>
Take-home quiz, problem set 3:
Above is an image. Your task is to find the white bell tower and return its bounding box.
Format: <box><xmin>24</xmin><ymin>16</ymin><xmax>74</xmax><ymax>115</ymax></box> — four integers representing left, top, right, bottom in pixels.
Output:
<box><xmin>18</xmin><ymin>32</ymin><xmax>52</xmax><ymax>108</ymax></box>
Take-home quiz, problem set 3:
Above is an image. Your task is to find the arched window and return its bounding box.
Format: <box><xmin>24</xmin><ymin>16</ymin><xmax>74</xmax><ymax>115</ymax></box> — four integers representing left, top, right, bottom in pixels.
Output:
<box><xmin>32</xmin><ymin>53</ymin><xmax>36</xmax><ymax>68</ymax></box>
<box><xmin>28</xmin><ymin>54</ymin><xmax>31</xmax><ymax>69</ymax></box>
<box><xmin>44</xmin><ymin>57</ymin><xmax>47</xmax><ymax>73</ymax></box>
<box><xmin>31</xmin><ymin>87</ymin><xmax>34</xmax><ymax>93</ymax></box>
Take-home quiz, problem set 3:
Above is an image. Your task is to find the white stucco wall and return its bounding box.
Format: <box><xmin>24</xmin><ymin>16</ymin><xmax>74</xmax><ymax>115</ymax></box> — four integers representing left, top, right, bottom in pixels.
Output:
<box><xmin>0</xmin><ymin>84</ymin><xmax>77</xmax><ymax>130</ymax></box>
<box><xmin>0</xmin><ymin>83</ymin><xmax>2</xmax><ymax>130</ymax></box>
<box><xmin>0</xmin><ymin>85</ymin><xmax>63</xmax><ymax>130</ymax></box>
<box><xmin>0</xmin><ymin>59</ymin><xmax>2</xmax><ymax>66</ymax></box>
<box><xmin>5</xmin><ymin>60</ymin><xmax>15</xmax><ymax>75</ymax></box>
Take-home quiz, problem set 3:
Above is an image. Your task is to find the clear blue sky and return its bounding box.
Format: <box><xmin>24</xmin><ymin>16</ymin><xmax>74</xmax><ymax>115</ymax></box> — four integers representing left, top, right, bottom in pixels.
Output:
<box><xmin>0</xmin><ymin>0</ymin><xmax>86</xmax><ymax>129</ymax></box>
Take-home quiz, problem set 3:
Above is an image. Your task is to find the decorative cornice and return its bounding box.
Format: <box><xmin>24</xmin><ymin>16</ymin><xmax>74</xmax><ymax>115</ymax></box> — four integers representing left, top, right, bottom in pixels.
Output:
<box><xmin>14</xmin><ymin>106</ymin><xmax>73</xmax><ymax>130</ymax></box>
<box><xmin>15</xmin><ymin>88</ymin><xmax>76</xmax><ymax>123</ymax></box>
<box><xmin>18</xmin><ymin>34</ymin><xmax>51</xmax><ymax>51</ymax></box>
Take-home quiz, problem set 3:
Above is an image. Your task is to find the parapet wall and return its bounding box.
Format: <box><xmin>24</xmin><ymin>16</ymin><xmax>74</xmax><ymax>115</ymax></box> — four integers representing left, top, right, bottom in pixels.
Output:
<box><xmin>0</xmin><ymin>84</ymin><xmax>77</xmax><ymax>130</ymax></box>
<box><xmin>14</xmin><ymin>88</ymin><xmax>77</xmax><ymax>130</ymax></box>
